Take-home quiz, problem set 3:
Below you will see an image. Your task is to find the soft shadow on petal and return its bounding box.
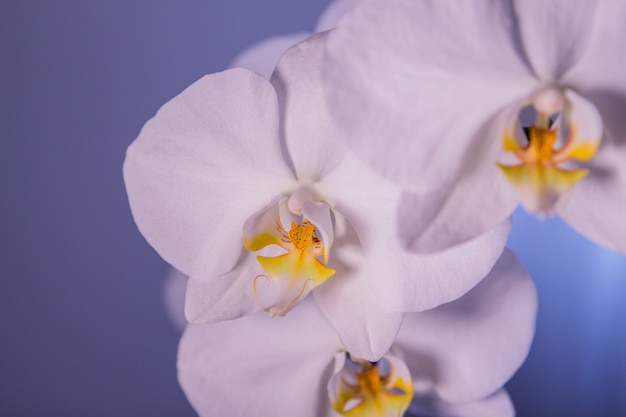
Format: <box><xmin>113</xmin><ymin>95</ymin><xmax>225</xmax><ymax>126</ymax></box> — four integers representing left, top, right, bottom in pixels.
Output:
<box><xmin>370</xmin><ymin>219</ymin><xmax>510</xmax><ymax>314</ymax></box>
<box><xmin>582</xmin><ymin>89</ymin><xmax>626</xmax><ymax>154</ymax></box>
<box><xmin>124</xmin><ymin>70</ymin><xmax>294</xmax><ymax>275</ymax></box>
<box><xmin>395</xmin><ymin>106</ymin><xmax>521</xmax><ymax>254</ymax></box>
<box><xmin>184</xmin><ymin>248</ymin><xmax>260</xmax><ymax>324</ymax></box>
<box><xmin>271</xmin><ymin>32</ymin><xmax>347</xmax><ymax>182</ymax></box>
<box><xmin>324</xmin><ymin>0</ymin><xmax>536</xmax><ymax>191</ymax></box>
<box><xmin>313</xmin><ymin>212</ymin><xmax>403</xmax><ymax>362</ymax></box>
<box><xmin>409</xmin><ymin>389</ymin><xmax>514</xmax><ymax>417</ymax></box>
<box><xmin>318</xmin><ymin>148</ymin><xmax>510</xmax><ymax>313</ymax></box>
<box><xmin>557</xmin><ymin>138</ymin><xmax>626</xmax><ymax>254</ymax></box>
<box><xmin>513</xmin><ymin>0</ymin><xmax>599</xmax><ymax>81</ymax></box>
<box><xmin>178</xmin><ymin>297</ymin><xmax>339</xmax><ymax>417</ymax></box>
<box><xmin>394</xmin><ymin>249</ymin><xmax>537</xmax><ymax>403</ymax></box>
<box><xmin>564</xmin><ymin>0</ymin><xmax>626</xmax><ymax>108</ymax></box>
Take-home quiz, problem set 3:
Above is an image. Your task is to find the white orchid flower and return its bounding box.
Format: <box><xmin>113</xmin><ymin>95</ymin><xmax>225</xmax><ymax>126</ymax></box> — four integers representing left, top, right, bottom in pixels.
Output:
<box><xmin>324</xmin><ymin>0</ymin><xmax>626</xmax><ymax>254</ymax></box>
<box><xmin>124</xmin><ymin>32</ymin><xmax>508</xmax><ymax>360</ymax></box>
<box><xmin>159</xmin><ymin>0</ymin><xmax>364</xmax><ymax>332</ymax></box>
<box><xmin>178</xmin><ymin>250</ymin><xmax>537</xmax><ymax>417</ymax></box>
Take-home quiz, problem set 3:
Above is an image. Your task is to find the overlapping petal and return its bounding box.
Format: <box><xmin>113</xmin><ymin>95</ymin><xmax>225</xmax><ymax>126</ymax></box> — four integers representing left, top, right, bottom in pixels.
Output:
<box><xmin>564</xmin><ymin>0</ymin><xmax>626</xmax><ymax>153</ymax></box>
<box><xmin>124</xmin><ymin>70</ymin><xmax>295</xmax><ymax>275</ymax></box>
<box><xmin>178</xmin><ymin>297</ymin><xmax>339</xmax><ymax>417</ymax></box>
<box><xmin>564</xmin><ymin>0</ymin><xmax>626</xmax><ymax>97</ymax></box>
<box><xmin>557</xmin><ymin>140</ymin><xmax>626</xmax><ymax>253</ymax></box>
<box><xmin>185</xmin><ymin>249</ymin><xmax>260</xmax><ymax>323</ymax></box>
<box><xmin>325</xmin><ymin>0</ymin><xmax>536</xmax><ymax>192</ymax></box>
<box><xmin>392</xmin><ymin>103</ymin><xmax>519</xmax><ymax>252</ymax></box>
<box><xmin>229</xmin><ymin>32</ymin><xmax>311</xmax><ymax>79</ymax></box>
<box><xmin>513</xmin><ymin>0</ymin><xmax>599</xmax><ymax>80</ymax></box>
<box><xmin>271</xmin><ymin>32</ymin><xmax>347</xmax><ymax>181</ymax></box>
<box><xmin>393</xmin><ymin>250</ymin><xmax>537</xmax><ymax>403</ymax></box>
<box><xmin>276</xmin><ymin>30</ymin><xmax>510</xmax><ymax>313</ymax></box>
<box><xmin>313</xmin><ymin>216</ymin><xmax>403</xmax><ymax>362</ymax></box>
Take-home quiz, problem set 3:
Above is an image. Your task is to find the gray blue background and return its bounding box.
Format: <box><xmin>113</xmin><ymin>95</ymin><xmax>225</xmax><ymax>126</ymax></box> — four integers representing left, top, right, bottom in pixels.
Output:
<box><xmin>1</xmin><ymin>1</ymin><xmax>625</xmax><ymax>416</ymax></box>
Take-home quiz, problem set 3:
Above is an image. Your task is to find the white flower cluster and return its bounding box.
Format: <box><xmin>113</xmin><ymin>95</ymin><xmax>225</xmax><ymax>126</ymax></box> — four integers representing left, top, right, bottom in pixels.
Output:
<box><xmin>124</xmin><ymin>0</ymin><xmax>626</xmax><ymax>415</ymax></box>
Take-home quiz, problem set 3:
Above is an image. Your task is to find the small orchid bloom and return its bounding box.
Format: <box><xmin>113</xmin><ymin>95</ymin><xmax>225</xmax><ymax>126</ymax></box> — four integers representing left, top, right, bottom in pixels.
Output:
<box><xmin>124</xmin><ymin>32</ymin><xmax>508</xmax><ymax>360</ymax></box>
<box><xmin>324</xmin><ymin>0</ymin><xmax>626</xmax><ymax>254</ymax></box>
<box><xmin>178</xmin><ymin>250</ymin><xmax>537</xmax><ymax>417</ymax></box>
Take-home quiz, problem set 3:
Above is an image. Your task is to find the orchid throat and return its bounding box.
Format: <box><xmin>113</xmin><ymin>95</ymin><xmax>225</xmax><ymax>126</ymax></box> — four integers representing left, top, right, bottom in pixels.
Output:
<box><xmin>497</xmin><ymin>87</ymin><xmax>602</xmax><ymax>214</ymax></box>
<box><xmin>242</xmin><ymin>190</ymin><xmax>336</xmax><ymax>316</ymax></box>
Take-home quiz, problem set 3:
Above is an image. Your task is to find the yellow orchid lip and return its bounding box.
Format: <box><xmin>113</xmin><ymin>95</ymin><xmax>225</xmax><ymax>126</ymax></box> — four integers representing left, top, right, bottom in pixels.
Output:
<box><xmin>242</xmin><ymin>197</ymin><xmax>335</xmax><ymax>316</ymax></box>
<box><xmin>497</xmin><ymin>88</ymin><xmax>602</xmax><ymax>214</ymax></box>
<box><xmin>329</xmin><ymin>354</ymin><xmax>414</xmax><ymax>417</ymax></box>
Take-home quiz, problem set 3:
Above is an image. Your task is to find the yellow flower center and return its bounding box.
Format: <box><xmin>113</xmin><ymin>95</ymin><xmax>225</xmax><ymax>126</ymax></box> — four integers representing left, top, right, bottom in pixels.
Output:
<box><xmin>287</xmin><ymin>221</ymin><xmax>316</xmax><ymax>252</ymax></box>
<box><xmin>496</xmin><ymin>89</ymin><xmax>601</xmax><ymax>214</ymax></box>
<box><xmin>242</xmin><ymin>201</ymin><xmax>335</xmax><ymax>316</ymax></box>
<box><xmin>330</xmin><ymin>357</ymin><xmax>413</xmax><ymax>417</ymax></box>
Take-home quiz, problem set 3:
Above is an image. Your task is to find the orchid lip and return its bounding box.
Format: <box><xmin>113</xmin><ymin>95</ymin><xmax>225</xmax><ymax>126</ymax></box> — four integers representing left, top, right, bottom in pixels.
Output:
<box><xmin>497</xmin><ymin>88</ymin><xmax>602</xmax><ymax>214</ymax></box>
<box><xmin>242</xmin><ymin>193</ymin><xmax>336</xmax><ymax>316</ymax></box>
<box><xmin>328</xmin><ymin>352</ymin><xmax>414</xmax><ymax>417</ymax></box>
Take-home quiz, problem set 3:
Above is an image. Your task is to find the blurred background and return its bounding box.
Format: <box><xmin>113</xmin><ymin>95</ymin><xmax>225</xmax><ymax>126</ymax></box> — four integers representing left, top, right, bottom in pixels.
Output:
<box><xmin>1</xmin><ymin>1</ymin><xmax>625</xmax><ymax>416</ymax></box>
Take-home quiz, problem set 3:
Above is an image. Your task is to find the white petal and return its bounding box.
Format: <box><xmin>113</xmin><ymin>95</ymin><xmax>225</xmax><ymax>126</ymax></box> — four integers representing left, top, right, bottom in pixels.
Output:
<box><xmin>162</xmin><ymin>267</ymin><xmax>188</xmax><ymax>332</ymax></box>
<box><xmin>372</xmin><ymin>219</ymin><xmax>511</xmax><ymax>313</ymax></box>
<box><xmin>184</xmin><ymin>250</ymin><xmax>261</xmax><ymax>323</ymax></box>
<box><xmin>513</xmin><ymin>0</ymin><xmax>599</xmax><ymax>80</ymax></box>
<box><xmin>302</xmin><ymin>199</ymin><xmax>335</xmax><ymax>261</ymax></box>
<box><xmin>271</xmin><ymin>32</ymin><xmax>347</xmax><ymax>181</ymax></box>
<box><xmin>123</xmin><ymin>70</ymin><xmax>294</xmax><ymax>275</ymax></box>
<box><xmin>563</xmin><ymin>0</ymin><xmax>626</xmax><ymax>155</ymax></box>
<box><xmin>557</xmin><ymin>139</ymin><xmax>626</xmax><ymax>254</ymax></box>
<box><xmin>313</xmin><ymin>214</ymin><xmax>402</xmax><ymax>362</ymax></box>
<box><xmin>317</xmin><ymin>148</ymin><xmax>511</xmax><ymax>313</ymax></box>
<box><xmin>229</xmin><ymin>32</ymin><xmax>311</xmax><ymax>79</ymax></box>
<box><xmin>394</xmin><ymin>107</ymin><xmax>521</xmax><ymax>253</ymax></box>
<box><xmin>315</xmin><ymin>0</ymin><xmax>362</xmax><ymax>31</ymax></box>
<box><xmin>178</xmin><ymin>297</ymin><xmax>340</xmax><ymax>417</ymax></box>
<box><xmin>409</xmin><ymin>389</ymin><xmax>514</xmax><ymax>417</ymax></box>
<box><xmin>564</xmin><ymin>0</ymin><xmax>626</xmax><ymax>92</ymax></box>
<box><xmin>324</xmin><ymin>0</ymin><xmax>536</xmax><ymax>191</ymax></box>
<box><xmin>394</xmin><ymin>250</ymin><xmax>537</xmax><ymax>403</ymax></box>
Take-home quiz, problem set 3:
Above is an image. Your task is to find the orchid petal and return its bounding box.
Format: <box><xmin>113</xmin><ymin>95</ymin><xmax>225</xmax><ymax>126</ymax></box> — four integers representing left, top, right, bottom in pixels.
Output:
<box><xmin>313</xmin><ymin>215</ymin><xmax>402</xmax><ymax>362</ymax></box>
<box><xmin>557</xmin><ymin>139</ymin><xmax>626</xmax><ymax>254</ymax></box>
<box><xmin>324</xmin><ymin>0</ymin><xmax>536</xmax><ymax>191</ymax></box>
<box><xmin>392</xmin><ymin>107</ymin><xmax>520</xmax><ymax>253</ymax></box>
<box><xmin>563</xmin><ymin>0</ymin><xmax>626</xmax><ymax>94</ymax></box>
<box><xmin>124</xmin><ymin>70</ymin><xmax>294</xmax><ymax>275</ymax></box>
<box><xmin>513</xmin><ymin>0</ymin><xmax>599</xmax><ymax>80</ymax></box>
<box><xmin>560</xmin><ymin>89</ymin><xmax>603</xmax><ymax>162</ymax></box>
<box><xmin>178</xmin><ymin>297</ymin><xmax>339</xmax><ymax>417</ymax></box>
<box><xmin>315</xmin><ymin>0</ymin><xmax>362</xmax><ymax>32</ymax></box>
<box><xmin>372</xmin><ymin>218</ymin><xmax>510</xmax><ymax>313</ymax></box>
<box><xmin>271</xmin><ymin>32</ymin><xmax>347</xmax><ymax>182</ymax></box>
<box><xmin>409</xmin><ymin>389</ymin><xmax>514</xmax><ymax>417</ymax></box>
<box><xmin>394</xmin><ymin>250</ymin><xmax>537</xmax><ymax>403</ymax></box>
<box><xmin>302</xmin><ymin>199</ymin><xmax>335</xmax><ymax>263</ymax></box>
<box><xmin>563</xmin><ymin>0</ymin><xmax>626</xmax><ymax>150</ymax></box>
<box><xmin>184</xmin><ymin>249</ymin><xmax>260</xmax><ymax>323</ymax></box>
<box><xmin>317</xmin><ymin>148</ymin><xmax>510</xmax><ymax>312</ymax></box>
<box><xmin>229</xmin><ymin>32</ymin><xmax>311</xmax><ymax>80</ymax></box>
